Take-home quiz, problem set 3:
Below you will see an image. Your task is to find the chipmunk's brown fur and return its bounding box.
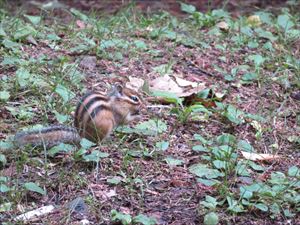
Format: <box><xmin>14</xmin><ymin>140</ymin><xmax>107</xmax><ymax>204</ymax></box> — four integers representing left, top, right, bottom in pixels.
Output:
<box><xmin>14</xmin><ymin>85</ymin><xmax>143</xmax><ymax>147</ymax></box>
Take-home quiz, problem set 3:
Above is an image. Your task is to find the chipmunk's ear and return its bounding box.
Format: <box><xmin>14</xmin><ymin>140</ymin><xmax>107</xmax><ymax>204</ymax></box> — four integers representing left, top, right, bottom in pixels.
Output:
<box><xmin>109</xmin><ymin>84</ymin><xmax>123</xmax><ymax>97</ymax></box>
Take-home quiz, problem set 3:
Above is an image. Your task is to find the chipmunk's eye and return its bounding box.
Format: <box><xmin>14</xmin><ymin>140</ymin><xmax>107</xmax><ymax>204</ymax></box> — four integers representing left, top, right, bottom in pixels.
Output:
<box><xmin>130</xmin><ymin>95</ymin><xmax>139</xmax><ymax>102</ymax></box>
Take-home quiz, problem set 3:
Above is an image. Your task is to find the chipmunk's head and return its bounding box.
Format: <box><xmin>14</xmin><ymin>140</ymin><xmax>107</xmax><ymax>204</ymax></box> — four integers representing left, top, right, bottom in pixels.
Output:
<box><xmin>109</xmin><ymin>84</ymin><xmax>144</xmax><ymax>123</ymax></box>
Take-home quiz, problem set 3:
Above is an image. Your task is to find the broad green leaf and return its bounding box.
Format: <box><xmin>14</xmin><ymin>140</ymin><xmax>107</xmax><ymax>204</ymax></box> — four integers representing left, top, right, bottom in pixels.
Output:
<box><xmin>270</xmin><ymin>203</ymin><xmax>280</xmax><ymax>216</ymax></box>
<box><xmin>204</xmin><ymin>212</ymin><xmax>219</xmax><ymax>225</ymax></box>
<box><xmin>1</xmin><ymin>56</ymin><xmax>23</xmax><ymax>66</ymax></box>
<box><xmin>99</xmin><ymin>39</ymin><xmax>129</xmax><ymax>50</ymax></box>
<box><xmin>107</xmin><ymin>177</ymin><xmax>122</xmax><ymax>185</ymax></box>
<box><xmin>247</xmin><ymin>161</ymin><xmax>265</xmax><ymax>171</ymax></box>
<box><xmin>0</xmin><ymin>202</ymin><xmax>12</xmax><ymax>212</ymax></box>
<box><xmin>53</xmin><ymin>109</ymin><xmax>69</xmax><ymax>123</ymax></box>
<box><xmin>194</xmin><ymin>134</ymin><xmax>209</xmax><ymax>144</ymax></box>
<box><xmin>283</xmin><ymin>209</ymin><xmax>295</xmax><ymax>218</ymax></box>
<box><xmin>189</xmin><ymin>163</ymin><xmax>223</xmax><ymax>179</ymax></box>
<box><xmin>151</xmin><ymin>90</ymin><xmax>182</xmax><ymax>105</ymax></box>
<box><xmin>46</xmin><ymin>33</ymin><xmax>61</xmax><ymax>41</ymax></box>
<box><xmin>80</xmin><ymin>138</ymin><xmax>95</xmax><ymax>149</ymax></box>
<box><xmin>254</xmin><ymin>203</ymin><xmax>268</xmax><ymax>212</ymax></box>
<box><xmin>133</xmin><ymin>214</ymin><xmax>157</xmax><ymax>225</ymax></box>
<box><xmin>192</xmin><ymin>145</ymin><xmax>209</xmax><ymax>152</ymax></box>
<box><xmin>0</xmin><ymin>91</ymin><xmax>10</xmax><ymax>101</ymax></box>
<box><xmin>269</xmin><ymin>172</ymin><xmax>287</xmax><ymax>185</ymax></box>
<box><xmin>237</xmin><ymin>140</ymin><xmax>255</xmax><ymax>152</ymax></box>
<box><xmin>213</xmin><ymin>160</ymin><xmax>226</xmax><ymax>169</ymax></box>
<box><xmin>211</xmin><ymin>9</ymin><xmax>229</xmax><ymax>18</ymax></box>
<box><xmin>156</xmin><ymin>141</ymin><xmax>169</xmax><ymax>151</ymax></box>
<box><xmin>242</xmin><ymin>72</ymin><xmax>258</xmax><ymax>83</ymax></box>
<box><xmin>0</xmin><ymin>154</ymin><xmax>7</xmax><ymax>165</ymax></box>
<box><xmin>255</xmin><ymin>12</ymin><xmax>273</xmax><ymax>25</ymax></box>
<box><xmin>248</xmin><ymin>54</ymin><xmax>266</xmax><ymax>67</ymax></box>
<box><xmin>0</xmin><ymin>140</ymin><xmax>14</xmax><ymax>150</ymax></box>
<box><xmin>0</xmin><ymin>184</ymin><xmax>10</xmax><ymax>192</ymax></box>
<box><xmin>277</xmin><ymin>14</ymin><xmax>294</xmax><ymax>31</ymax></box>
<box><xmin>111</xmin><ymin>209</ymin><xmax>132</xmax><ymax>225</ymax></box>
<box><xmin>216</xmin><ymin>133</ymin><xmax>236</xmax><ymax>145</ymax></box>
<box><xmin>286</xmin><ymin>29</ymin><xmax>300</xmax><ymax>39</ymax></box>
<box><xmin>16</xmin><ymin>67</ymin><xmax>31</xmax><ymax>88</ymax></box>
<box><xmin>200</xmin><ymin>196</ymin><xmax>218</xmax><ymax>209</ymax></box>
<box><xmin>227</xmin><ymin>196</ymin><xmax>244</xmax><ymax>213</ymax></box>
<box><xmin>2</xmin><ymin>39</ymin><xmax>20</xmax><ymax>49</ymax></box>
<box><xmin>180</xmin><ymin>3</ymin><xmax>196</xmax><ymax>14</ymax></box>
<box><xmin>135</xmin><ymin>119</ymin><xmax>167</xmax><ymax>135</ymax></box>
<box><xmin>263</xmin><ymin>41</ymin><xmax>274</xmax><ymax>51</ymax></box>
<box><xmin>24</xmin><ymin>182</ymin><xmax>46</xmax><ymax>195</ymax></box>
<box><xmin>241</xmin><ymin>26</ymin><xmax>253</xmax><ymax>37</ymax></box>
<box><xmin>70</xmin><ymin>8</ymin><xmax>89</xmax><ymax>22</ymax></box>
<box><xmin>24</xmin><ymin>15</ymin><xmax>41</xmax><ymax>25</ymax></box>
<box><xmin>236</xmin><ymin>162</ymin><xmax>251</xmax><ymax>176</ymax></box>
<box><xmin>247</xmin><ymin>41</ymin><xmax>259</xmax><ymax>48</ymax></box>
<box><xmin>14</xmin><ymin>25</ymin><xmax>36</xmax><ymax>40</ymax></box>
<box><xmin>134</xmin><ymin>40</ymin><xmax>147</xmax><ymax>49</ymax></box>
<box><xmin>165</xmin><ymin>157</ymin><xmax>184</xmax><ymax>166</ymax></box>
<box><xmin>0</xmin><ymin>26</ymin><xmax>7</xmax><ymax>37</ymax></box>
<box><xmin>55</xmin><ymin>84</ymin><xmax>76</xmax><ymax>103</ymax></box>
<box><xmin>152</xmin><ymin>64</ymin><xmax>173</xmax><ymax>75</ymax></box>
<box><xmin>255</xmin><ymin>28</ymin><xmax>277</xmax><ymax>41</ymax></box>
<box><xmin>162</xmin><ymin>30</ymin><xmax>177</xmax><ymax>40</ymax></box>
<box><xmin>288</xmin><ymin>166</ymin><xmax>300</xmax><ymax>177</ymax></box>
<box><xmin>48</xmin><ymin>143</ymin><xmax>75</xmax><ymax>157</ymax></box>
<box><xmin>196</xmin><ymin>178</ymin><xmax>219</xmax><ymax>186</ymax></box>
<box><xmin>83</xmin><ymin>150</ymin><xmax>109</xmax><ymax>162</ymax></box>
<box><xmin>225</xmin><ymin>105</ymin><xmax>244</xmax><ymax>124</ymax></box>
<box><xmin>0</xmin><ymin>176</ymin><xmax>8</xmax><ymax>182</ymax></box>
<box><xmin>240</xmin><ymin>186</ymin><xmax>253</xmax><ymax>199</ymax></box>
<box><xmin>241</xmin><ymin>183</ymin><xmax>263</xmax><ymax>193</ymax></box>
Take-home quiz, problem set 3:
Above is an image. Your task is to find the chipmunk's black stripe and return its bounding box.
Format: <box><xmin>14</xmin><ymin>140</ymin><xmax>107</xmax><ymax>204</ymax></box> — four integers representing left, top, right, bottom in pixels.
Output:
<box><xmin>88</xmin><ymin>105</ymin><xmax>110</xmax><ymax>122</ymax></box>
<box><xmin>74</xmin><ymin>92</ymin><xmax>107</xmax><ymax>128</ymax></box>
<box><xmin>40</xmin><ymin>125</ymin><xmax>77</xmax><ymax>133</ymax></box>
<box><xmin>79</xmin><ymin>95</ymin><xmax>108</xmax><ymax>123</ymax></box>
<box><xmin>74</xmin><ymin>91</ymin><xmax>94</xmax><ymax>128</ymax></box>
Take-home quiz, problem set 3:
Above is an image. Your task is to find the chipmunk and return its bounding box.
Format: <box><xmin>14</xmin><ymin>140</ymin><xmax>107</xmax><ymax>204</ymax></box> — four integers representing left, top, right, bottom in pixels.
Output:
<box><xmin>14</xmin><ymin>85</ymin><xmax>143</xmax><ymax>147</ymax></box>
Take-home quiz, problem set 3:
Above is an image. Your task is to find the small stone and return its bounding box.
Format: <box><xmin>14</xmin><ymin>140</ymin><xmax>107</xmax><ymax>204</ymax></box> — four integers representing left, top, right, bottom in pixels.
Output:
<box><xmin>291</xmin><ymin>92</ymin><xmax>300</xmax><ymax>101</ymax></box>
<box><xmin>67</xmin><ymin>197</ymin><xmax>87</xmax><ymax>214</ymax></box>
<box><xmin>79</xmin><ymin>56</ymin><xmax>97</xmax><ymax>71</ymax></box>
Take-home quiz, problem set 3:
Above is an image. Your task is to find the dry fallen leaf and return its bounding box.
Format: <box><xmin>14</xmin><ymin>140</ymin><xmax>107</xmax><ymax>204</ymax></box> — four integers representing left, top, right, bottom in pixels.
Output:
<box><xmin>150</xmin><ymin>75</ymin><xmax>183</xmax><ymax>95</ymax></box>
<box><xmin>216</xmin><ymin>21</ymin><xmax>229</xmax><ymax>31</ymax></box>
<box><xmin>241</xmin><ymin>151</ymin><xmax>280</xmax><ymax>161</ymax></box>
<box><xmin>126</xmin><ymin>76</ymin><xmax>144</xmax><ymax>91</ymax></box>
<box><xmin>150</xmin><ymin>75</ymin><xmax>206</xmax><ymax>97</ymax></box>
<box><xmin>174</xmin><ymin>76</ymin><xmax>198</xmax><ymax>88</ymax></box>
<box><xmin>94</xmin><ymin>189</ymin><xmax>117</xmax><ymax>200</ymax></box>
<box><xmin>15</xmin><ymin>205</ymin><xmax>55</xmax><ymax>222</ymax></box>
<box><xmin>247</xmin><ymin>15</ymin><xmax>262</xmax><ymax>26</ymax></box>
<box><xmin>76</xmin><ymin>20</ymin><xmax>86</xmax><ymax>29</ymax></box>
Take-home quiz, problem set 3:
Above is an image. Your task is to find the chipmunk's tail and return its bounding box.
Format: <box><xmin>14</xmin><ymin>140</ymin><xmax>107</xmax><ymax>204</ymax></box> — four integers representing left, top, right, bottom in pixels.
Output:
<box><xmin>14</xmin><ymin>125</ymin><xmax>81</xmax><ymax>147</ymax></box>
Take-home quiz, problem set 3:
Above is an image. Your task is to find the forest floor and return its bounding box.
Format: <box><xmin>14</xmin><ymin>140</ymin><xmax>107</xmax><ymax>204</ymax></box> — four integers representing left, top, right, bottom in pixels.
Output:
<box><xmin>0</xmin><ymin>1</ymin><xmax>299</xmax><ymax>225</ymax></box>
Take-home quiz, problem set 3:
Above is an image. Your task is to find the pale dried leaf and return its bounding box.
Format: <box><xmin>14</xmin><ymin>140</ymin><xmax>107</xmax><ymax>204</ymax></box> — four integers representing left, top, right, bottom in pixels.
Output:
<box><xmin>76</xmin><ymin>20</ymin><xmax>86</xmax><ymax>29</ymax></box>
<box><xmin>216</xmin><ymin>21</ymin><xmax>229</xmax><ymax>31</ymax></box>
<box><xmin>126</xmin><ymin>76</ymin><xmax>144</xmax><ymax>91</ymax></box>
<box><xmin>241</xmin><ymin>151</ymin><xmax>280</xmax><ymax>161</ymax></box>
<box><xmin>177</xmin><ymin>84</ymin><xmax>206</xmax><ymax>97</ymax></box>
<box><xmin>150</xmin><ymin>75</ymin><xmax>183</xmax><ymax>95</ymax></box>
<box><xmin>247</xmin><ymin>15</ymin><xmax>262</xmax><ymax>26</ymax></box>
<box><xmin>174</xmin><ymin>76</ymin><xmax>198</xmax><ymax>88</ymax></box>
<box><xmin>15</xmin><ymin>205</ymin><xmax>55</xmax><ymax>222</ymax></box>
